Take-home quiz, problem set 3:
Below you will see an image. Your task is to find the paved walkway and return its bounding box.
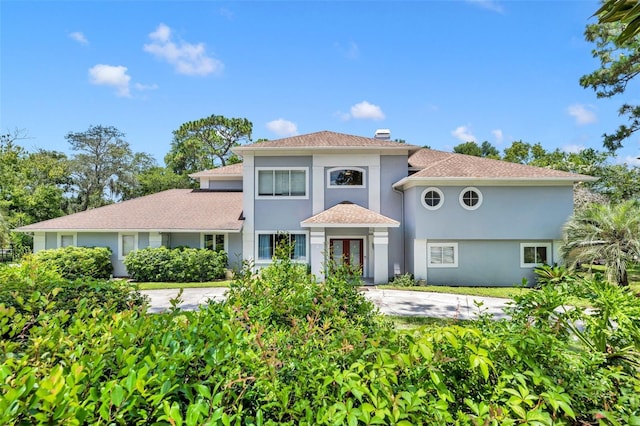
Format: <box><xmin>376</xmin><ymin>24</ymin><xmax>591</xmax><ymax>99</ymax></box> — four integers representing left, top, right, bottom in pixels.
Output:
<box><xmin>141</xmin><ymin>287</ymin><xmax>512</xmax><ymax>320</ymax></box>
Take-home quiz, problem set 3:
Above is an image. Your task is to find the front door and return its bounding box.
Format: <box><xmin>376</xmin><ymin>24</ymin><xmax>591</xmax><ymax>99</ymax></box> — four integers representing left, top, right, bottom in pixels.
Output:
<box><xmin>329</xmin><ymin>238</ymin><xmax>364</xmax><ymax>273</ymax></box>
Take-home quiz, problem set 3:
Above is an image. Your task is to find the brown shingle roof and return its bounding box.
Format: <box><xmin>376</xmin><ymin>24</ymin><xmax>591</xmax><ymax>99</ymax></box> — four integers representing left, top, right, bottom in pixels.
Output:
<box><xmin>189</xmin><ymin>163</ymin><xmax>244</xmax><ymax>178</ymax></box>
<box><xmin>301</xmin><ymin>202</ymin><xmax>400</xmax><ymax>228</ymax></box>
<box><xmin>407</xmin><ymin>149</ymin><xmax>596</xmax><ymax>181</ymax></box>
<box><xmin>16</xmin><ymin>190</ymin><xmax>244</xmax><ymax>232</ymax></box>
<box><xmin>234</xmin><ymin>131</ymin><xmax>420</xmax><ymax>152</ymax></box>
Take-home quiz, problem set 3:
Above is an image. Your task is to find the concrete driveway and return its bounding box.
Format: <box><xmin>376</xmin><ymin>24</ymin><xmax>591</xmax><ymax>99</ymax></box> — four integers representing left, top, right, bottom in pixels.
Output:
<box><xmin>141</xmin><ymin>287</ymin><xmax>511</xmax><ymax>320</ymax></box>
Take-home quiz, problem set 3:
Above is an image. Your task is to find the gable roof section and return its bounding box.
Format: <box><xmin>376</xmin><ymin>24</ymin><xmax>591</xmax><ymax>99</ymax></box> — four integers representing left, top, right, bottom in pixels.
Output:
<box><xmin>400</xmin><ymin>149</ymin><xmax>597</xmax><ymax>186</ymax></box>
<box><xmin>16</xmin><ymin>190</ymin><xmax>244</xmax><ymax>232</ymax></box>
<box><xmin>300</xmin><ymin>201</ymin><xmax>400</xmax><ymax>228</ymax></box>
<box><xmin>234</xmin><ymin>131</ymin><xmax>421</xmax><ymax>153</ymax></box>
<box><xmin>189</xmin><ymin>163</ymin><xmax>244</xmax><ymax>178</ymax></box>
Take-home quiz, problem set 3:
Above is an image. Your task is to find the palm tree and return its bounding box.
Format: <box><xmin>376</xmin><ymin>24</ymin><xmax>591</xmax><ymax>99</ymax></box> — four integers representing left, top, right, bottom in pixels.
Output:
<box><xmin>561</xmin><ymin>200</ymin><xmax>640</xmax><ymax>286</ymax></box>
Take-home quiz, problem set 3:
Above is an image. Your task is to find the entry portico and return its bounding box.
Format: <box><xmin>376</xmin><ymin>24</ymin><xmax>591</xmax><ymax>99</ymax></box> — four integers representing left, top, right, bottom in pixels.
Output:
<box><xmin>301</xmin><ymin>201</ymin><xmax>400</xmax><ymax>284</ymax></box>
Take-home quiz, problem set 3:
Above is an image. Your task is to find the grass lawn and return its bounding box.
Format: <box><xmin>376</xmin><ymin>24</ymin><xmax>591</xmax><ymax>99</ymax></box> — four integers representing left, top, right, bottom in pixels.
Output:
<box><xmin>135</xmin><ymin>280</ymin><xmax>232</xmax><ymax>290</ymax></box>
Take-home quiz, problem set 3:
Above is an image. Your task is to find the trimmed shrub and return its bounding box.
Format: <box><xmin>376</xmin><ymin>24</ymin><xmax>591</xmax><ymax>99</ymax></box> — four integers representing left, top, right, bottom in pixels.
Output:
<box><xmin>124</xmin><ymin>247</ymin><xmax>228</xmax><ymax>282</ymax></box>
<box><xmin>32</xmin><ymin>246</ymin><xmax>113</xmax><ymax>280</ymax></box>
<box><xmin>0</xmin><ymin>259</ymin><xmax>147</xmax><ymax>319</ymax></box>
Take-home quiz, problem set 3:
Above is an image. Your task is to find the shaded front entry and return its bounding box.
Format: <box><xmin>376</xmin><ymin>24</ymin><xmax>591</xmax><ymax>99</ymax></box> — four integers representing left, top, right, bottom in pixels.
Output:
<box><xmin>329</xmin><ymin>238</ymin><xmax>364</xmax><ymax>272</ymax></box>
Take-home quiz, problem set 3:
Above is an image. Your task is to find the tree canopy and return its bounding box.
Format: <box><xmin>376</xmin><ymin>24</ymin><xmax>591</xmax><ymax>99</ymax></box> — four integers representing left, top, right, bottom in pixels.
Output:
<box><xmin>165</xmin><ymin>115</ymin><xmax>252</xmax><ymax>176</ymax></box>
<box><xmin>65</xmin><ymin>125</ymin><xmax>154</xmax><ymax>211</ymax></box>
<box><xmin>581</xmin><ymin>1</ymin><xmax>640</xmax><ymax>152</ymax></box>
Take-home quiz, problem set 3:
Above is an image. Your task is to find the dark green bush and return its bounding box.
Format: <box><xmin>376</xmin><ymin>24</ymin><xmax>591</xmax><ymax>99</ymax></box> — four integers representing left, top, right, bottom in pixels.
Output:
<box><xmin>32</xmin><ymin>246</ymin><xmax>113</xmax><ymax>280</ymax></box>
<box><xmin>124</xmin><ymin>247</ymin><xmax>228</xmax><ymax>282</ymax></box>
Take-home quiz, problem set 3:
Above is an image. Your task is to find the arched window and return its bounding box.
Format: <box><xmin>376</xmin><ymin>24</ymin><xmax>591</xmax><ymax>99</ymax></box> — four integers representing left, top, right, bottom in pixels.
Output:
<box><xmin>327</xmin><ymin>167</ymin><xmax>365</xmax><ymax>188</ymax></box>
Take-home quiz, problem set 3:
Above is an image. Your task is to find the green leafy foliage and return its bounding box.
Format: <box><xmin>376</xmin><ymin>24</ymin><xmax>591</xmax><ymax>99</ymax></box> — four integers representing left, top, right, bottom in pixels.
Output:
<box><xmin>389</xmin><ymin>273</ymin><xmax>417</xmax><ymax>287</ymax></box>
<box><xmin>1</xmin><ymin>260</ymin><xmax>639</xmax><ymax>424</ymax></box>
<box><xmin>0</xmin><ymin>259</ymin><xmax>147</xmax><ymax>318</ymax></box>
<box><xmin>124</xmin><ymin>247</ymin><xmax>228</xmax><ymax>282</ymax></box>
<box><xmin>31</xmin><ymin>246</ymin><xmax>113</xmax><ymax>280</ymax></box>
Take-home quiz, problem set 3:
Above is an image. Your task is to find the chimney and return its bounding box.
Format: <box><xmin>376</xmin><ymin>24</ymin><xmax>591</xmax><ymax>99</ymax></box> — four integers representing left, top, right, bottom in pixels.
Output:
<box><xmin>374</xmin><ymin>129</ymin><xmax>391</xmax><ymax>140</ymax></box>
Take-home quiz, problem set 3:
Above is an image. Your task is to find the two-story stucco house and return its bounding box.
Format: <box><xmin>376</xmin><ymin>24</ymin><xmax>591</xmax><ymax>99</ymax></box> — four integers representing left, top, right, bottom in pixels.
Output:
<box><xmin>16</xmin><ymin>130</ymin><xmax>595</xmax><ymax>286</ymax></box>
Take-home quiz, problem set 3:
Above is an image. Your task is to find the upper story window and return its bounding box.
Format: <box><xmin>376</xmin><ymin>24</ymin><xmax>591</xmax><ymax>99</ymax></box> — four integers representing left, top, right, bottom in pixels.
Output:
<box><xmin>327</xmin><ymin>167</ymin><xmax>365</xmax><ymax>188</ymax></box>
<box><xmin>421</xmin><ymin>187</ymin><xmax>444</xmax><ymax>210</ymax></box>
<box><xmin>256</xmin><ymin>168</ymin><xmax>308</xmax><ymax>198</ymax></box>
<box><xmin>459</xmin><ymin>187</ymin><xmax>483</xmax><ymax>210</ymax></box>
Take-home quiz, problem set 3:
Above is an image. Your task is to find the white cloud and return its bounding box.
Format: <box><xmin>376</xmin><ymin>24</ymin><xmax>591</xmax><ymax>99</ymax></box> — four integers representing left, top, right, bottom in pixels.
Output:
<box><xmin>562</xmin><ymin>144</ymin><xmax>585</xmax><ymax>154</ymax></box>
<box><xmin>266</xmin><ymin>119</ymin><xmax>298</xmax><ymax>137</ymax></box>
<box><xmin>144</xmin><ymin>23</ymin><xmax>223</xmax><ymax>76</ymax></box>
<box><xmin>491</xmin><ymin>129</ymin><xmax>503</xmax><ymax>144</ymax></box>
<box><xmin>465</xmin><ymin>0</ymin><xmax>504</xmax><ymax>13</ymax></box>
<box><xmin>88</xmin><ymin>64</ymin><xmax>131</xmax><ymax>97</ymax></box>
<box><xmin>349</xmin><ymin>101</ymin><xmax>385</xmax><ymax>120</ymax></box>
<box><xmin>134</xmin><ymin>83</ymin><xmax>159</xmax><ymax>91</ymax></box>
<box><xmin>451</xmin><ymin>125</ymin><xmax>476</xmax><ymax>142</ymax></box>
<box><xmin>616</xmin><ymin>155</ymin><xmax>640</xmax><ymax>167</ymax></box>
<box><xmin>567</xmin><ymin>103</ymin><xmax>597</xmax><ymax>125</ymax></box>
<box><xmin>69</xmin><ymin>31</ymin><xmax>88</xmax><ymax>45</ymax></box>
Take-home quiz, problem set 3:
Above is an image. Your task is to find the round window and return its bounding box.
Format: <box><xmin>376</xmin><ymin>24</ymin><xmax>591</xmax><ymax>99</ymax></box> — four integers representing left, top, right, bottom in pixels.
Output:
<box><xmin>421</xmin><ymin>187</ymin><xmax>444</xmax><ymax>210</ymax></box>
<box><xmin>459</xmin><ymin>187</ymin><xmax>482</xmax><ymax>210</ymax></box>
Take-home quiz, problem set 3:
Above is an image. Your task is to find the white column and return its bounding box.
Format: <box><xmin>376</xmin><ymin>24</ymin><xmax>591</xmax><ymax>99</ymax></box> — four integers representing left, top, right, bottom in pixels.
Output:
<box><xmin>33</xmin><ymin>232</ymin><xmax>45</xmax><ymax>253</ymax></box>
<box><xmin>149</xmin><ymin>232</ymin><xmax>162</xmax><ymax>248</ymax></box>
<box><xmin>199</xmin><ymin>178</ymin><xmax>209</xmax><ymax>190</ymax></box>
<box><xmin>414</xmin><ymin>239</ymin><xmax>427</xmax><ymax>281</ymax></box>
<box><xmin>368</xmin><ymin>163</ymin><xmax>381</xmax><ymax>213</ymax></box>
<box><xmin>373</xmin><ymin>229</ymin><xmax>389</xmax><ymax>284</ymax></box>
<box><xmin>242</xmin><ymin>155</ymin><xmax>255</xmax><ymax>263</ymax></box>
<box><xmin>310</xmin><ymin>228</ymin><xmax>325</xmax><ymax>280</ymax></box>
<box><xmin>312</xmin><ymin>163</ymin><xmax>324</xmax><ymax>214</ymax></box>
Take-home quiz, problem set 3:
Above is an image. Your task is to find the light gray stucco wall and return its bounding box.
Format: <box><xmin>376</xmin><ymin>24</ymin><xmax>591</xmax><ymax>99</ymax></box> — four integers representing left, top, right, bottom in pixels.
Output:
<box><xmin>253</xmin><ymin>156</ymin><xmax>313</xmax><ymax>231</ymax></box>
<box><xmin>208</xmin><ymin>180</ymin><xmax>243</xmax><ymax>191</ymax></box>
<box><xmin>424</xmin><ymin>240</ymin><xmax>549</xmax><ymax>287</ymax></box>
<box><xmin>411</xmin><ymin>185</ymin><xmax>573</xmax><ymax>240</ymax></box>
<box><xmin>403</xmin><ymin>187</ymin><xmax>418</xmax><ymax>275</ymax></box>
<box><xmin>324</xmin><ymin>166</ymin><xmax>369</xmax><ymax>209</ymax></box>
<box><xmin>227</xmin><ymin>233</ymin><xmax>243</xmax><ymax>270</ymax></box>
<box><xmin>169</xmin><ymin>233</ymin><xmax>200</xmax><ymax>248</ymax></box>
<box><xmin>45</xmin><ymin>232</ymin><xmax>57</xmax><ymax>250</ymax></box>
<box><xmin>380</xmin><ymin>155</ymin><xmax>409</xmax><ymax>276</ymax></box>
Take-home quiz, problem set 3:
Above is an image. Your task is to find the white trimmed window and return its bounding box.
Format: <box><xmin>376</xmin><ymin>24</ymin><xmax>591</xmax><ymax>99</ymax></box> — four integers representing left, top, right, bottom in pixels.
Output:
<box><xmin>421</xmin><ymin>187</ymin><xmax>444</xmax><ymax>210</ymax></box>
<box><xmin>256</xmin><ymin>167</ymin><xmax>308</xmax><ymax>198</ymax></box>
<box><xmin>202</xmin><ymin>234</ymin><xmax>226</xmax><ymax>252</ymax></box>
<box><xmin>58</xmin><ymin>233</ymin><xmax>77</xmax><ymax>248</ymax></box>
<box><xmin>428</xmin><ymin>243</ymin><xmax>458</xmax><ymax>268</ymax></box>
<box><xmin>118</xmin><ymin>233</ymin><xmax>138</xmax><ymax>260</ymax></box>
<box><xmin>256</xmin><ymin>232</ymin><xmax>307</xmax><ymax>261</ymax></box>
<box><xmin>459</xmin><ymin>187</ymin><xmax>483</xmax><ymax>210</ymax></box>
<box><xmin>327</xmin><ymin>167</ymin><xmax>366</xmax><ymax>188</ymax></box>
<box><xmin>520</xmin><ymin>243</ymin><xmax>551</xmax><ymax>267</ymax></box>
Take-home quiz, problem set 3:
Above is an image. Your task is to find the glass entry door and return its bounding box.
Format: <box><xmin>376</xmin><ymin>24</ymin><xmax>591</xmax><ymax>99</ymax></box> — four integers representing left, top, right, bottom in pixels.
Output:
<box><xmin>329</xmin><ymin>238</ymin><xmax>364</xmax><ymax>272</ymax></box>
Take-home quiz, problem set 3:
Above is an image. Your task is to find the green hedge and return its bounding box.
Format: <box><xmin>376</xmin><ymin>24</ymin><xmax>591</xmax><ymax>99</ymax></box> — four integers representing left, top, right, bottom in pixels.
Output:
<box><xmin>0</xmin><ymin>259</ymin><xmax>147</xmax><ymax>317</ymax></box>
<box><xmin>124</xmin><ymin>247</ymin><xmax>227</xmax><ymax>282</ymax></box>
<box><xmin>32</xmin><ymin>246</ymin><xmax>113</xmax><ymax>280</ymax></box>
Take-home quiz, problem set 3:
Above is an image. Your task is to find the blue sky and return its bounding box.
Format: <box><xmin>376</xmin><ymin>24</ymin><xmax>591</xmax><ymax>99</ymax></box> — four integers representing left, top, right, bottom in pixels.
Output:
<box><xmin>2</xmin><ymin>0</ymin><xmax>640</xmax><ymax>167</ymax></box>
